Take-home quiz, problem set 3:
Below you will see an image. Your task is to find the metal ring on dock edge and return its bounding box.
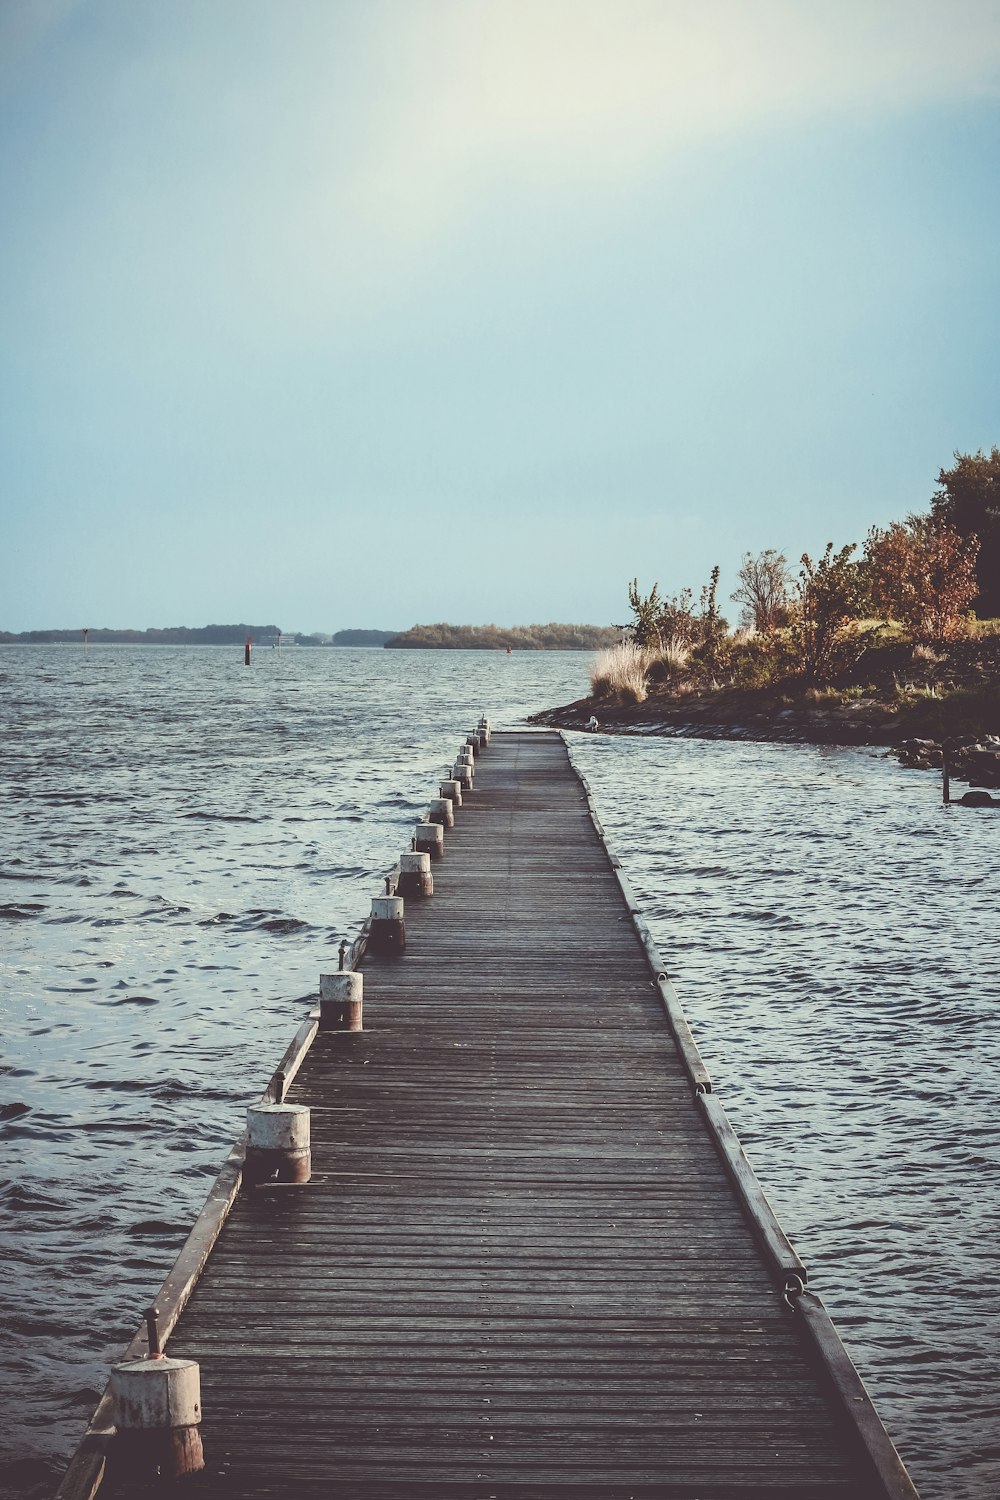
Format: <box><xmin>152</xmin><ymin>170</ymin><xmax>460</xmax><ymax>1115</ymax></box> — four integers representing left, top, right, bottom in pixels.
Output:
<box><xmin>783</xmin><ymin>1273</ymin><xmax>806</xmax><ymax>1309</ymax></box>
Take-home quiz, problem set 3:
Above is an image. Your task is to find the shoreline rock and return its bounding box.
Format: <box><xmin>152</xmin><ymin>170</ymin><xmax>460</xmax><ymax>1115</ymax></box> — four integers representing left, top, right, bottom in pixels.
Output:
<box><xmin>895</xmin><ymin>735</ymin><xmax>1000</xmax><ymax>786</ymax></box>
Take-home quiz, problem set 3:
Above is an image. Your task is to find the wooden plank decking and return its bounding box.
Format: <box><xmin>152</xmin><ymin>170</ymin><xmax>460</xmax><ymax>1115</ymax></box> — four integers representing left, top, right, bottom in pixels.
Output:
<box><xmin>81</xmin><ymin>730</ymin><xmax>911</xmax><ymax>1498</ymax></box>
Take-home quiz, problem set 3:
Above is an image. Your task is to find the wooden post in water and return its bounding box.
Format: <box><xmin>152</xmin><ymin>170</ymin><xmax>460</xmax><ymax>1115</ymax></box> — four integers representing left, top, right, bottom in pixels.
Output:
<box><xmin>244</xmin><ymin>636</ymin><xmax>252</xmax><ymax>666</ymax></box>
<box><xmin>942</xmin><ymin>747</ymin><xmax>951</xmax><ymax>804</ymax></box>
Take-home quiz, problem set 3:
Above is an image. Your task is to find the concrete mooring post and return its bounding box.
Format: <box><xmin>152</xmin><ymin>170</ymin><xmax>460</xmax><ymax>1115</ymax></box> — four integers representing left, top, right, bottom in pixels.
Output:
<box><xmin>245</xmin><ymin>1103</ymin><xmax>311</xmax><ymax>1184</ymax></box>
<box><xmin>429</xmin><ymin>796</ymin><xmax>454</xmax><ymax>829</ymax></box>
<box><xmin>414</xmin><ymin>821</ymin><xmax>445</xmax><ymax>859</ymax></box>
<box><xmin>319</xmin><ymin>971</ymin><xmax>363</xmax><ymax>1031</ymax></box>
<box><xmin>439</xmin><ymin>777</ymin><xmax>462</xmax><ymax>809</ymax></box>
<box><xmin>109</xmin><ymin>1324</ymin><xmax>204</xmax><ymax>1480</ymax></box>
<box><xmin>398</xmin><ymin>850</ymin><xmax>433</xmax><ymax>897</ymax></box>
<box><xmin>369</xmin><ymin>894</ymin><xmax>406</xmax><ymax>953</ymax></box>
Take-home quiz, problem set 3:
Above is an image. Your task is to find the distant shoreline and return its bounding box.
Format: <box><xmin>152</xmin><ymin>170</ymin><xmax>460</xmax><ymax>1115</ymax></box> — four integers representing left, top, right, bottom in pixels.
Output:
<box><xmin>1</xmin><ymin>639</ymin><xmax>603</xmax><ymax>651</ymax></box>
<box><xmin>1</xmin><ymin>622</ymin><xmax>617</xmax><ymax>650</ymax></box>
<box><xmin>0</xmin><ymin>639</ymin><xmax>389</xmax><ymax>648</ymax></box>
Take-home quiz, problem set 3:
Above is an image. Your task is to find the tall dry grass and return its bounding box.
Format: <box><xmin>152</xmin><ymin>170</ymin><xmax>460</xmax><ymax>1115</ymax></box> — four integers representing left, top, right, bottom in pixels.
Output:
<box><xmin>646</xmin><ymin>636</ymin><xmax>692</xmax><ymax>682</ymax></box>
<box><xmin>592</xmin><ymin>637</ymin><xmax>698</xmax><ymax>701</ymax></box>
<box><xmin>590</xmin><ymin>641</ymin><xmax>651</xmax><ymax>702</ymax></box>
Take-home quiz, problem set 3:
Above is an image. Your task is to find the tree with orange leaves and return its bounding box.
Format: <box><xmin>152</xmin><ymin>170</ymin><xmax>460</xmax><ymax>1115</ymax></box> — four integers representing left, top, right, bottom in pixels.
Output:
<box><xmin>865</xmin><ymin>516</ymin><xmax>979</xmax><ymax>644</ymax></box>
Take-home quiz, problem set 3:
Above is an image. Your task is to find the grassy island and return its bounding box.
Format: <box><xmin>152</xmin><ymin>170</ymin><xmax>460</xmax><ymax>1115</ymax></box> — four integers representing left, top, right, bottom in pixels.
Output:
<box><xmin>384</xmin><ymin>623</ymin><xmax>619</xmax><ymax>650</ymax></box>
<box><xmin>533</xmin><ymin>448</ymin><xmax>1000</xmax><ymax>757</ymax></box>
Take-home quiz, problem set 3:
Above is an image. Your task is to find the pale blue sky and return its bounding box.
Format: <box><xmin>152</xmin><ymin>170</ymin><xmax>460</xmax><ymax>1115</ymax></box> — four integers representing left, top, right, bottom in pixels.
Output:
<box><xmin>2</xmin><ymin>0</ymin><xmax>998</xmax><ymax>632</ymax></box>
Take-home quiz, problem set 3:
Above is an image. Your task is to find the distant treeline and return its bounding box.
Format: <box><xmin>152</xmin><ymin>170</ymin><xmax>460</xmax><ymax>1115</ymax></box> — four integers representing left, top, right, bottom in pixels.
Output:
<box><xmin>330</xmin><ymin>629</ymin><xmax>395</xmax><ymax>646</ymax></box>
<box><xmin>0</xmin><ymin>623</ymin><xmax>281</xmax><ymax>645</ymax></box>
<box><xmin>292</xmin><ymin>630</ymin><xmax>398</xmax><ymax>645</ymax></box>
<box><xmin>384</xmin><ymin>623</ymin><xmax>621</xmax><ymax>650</ymax></box>
<box><xmin>1</xmin><ymin>622</ymin><xmax>617</xmax><ymax>650</ymax></box>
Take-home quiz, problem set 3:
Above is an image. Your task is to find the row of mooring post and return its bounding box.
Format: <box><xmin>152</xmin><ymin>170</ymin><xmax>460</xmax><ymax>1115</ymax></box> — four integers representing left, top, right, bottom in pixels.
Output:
<box><xmin>104</xmin><ymin>715</ymin><xmax>493</xmax><ymax>1480</ymax></box>
<box><xmin>242</xmin><ymin>715</ymin><xmax>492</xmax><ymax>1189</ymax></box>
<box><xmin>366</xmin><ymin>714</ymin><xmax>491</xmax><ymax>958</ymax></box>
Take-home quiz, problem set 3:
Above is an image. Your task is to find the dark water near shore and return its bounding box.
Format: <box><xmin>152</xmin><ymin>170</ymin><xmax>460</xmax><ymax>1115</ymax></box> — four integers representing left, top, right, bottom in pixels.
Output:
<box><xmin>1</xmin><ymin>646</ymin><xmax>997</xmax><ymax>1500</ymax></box>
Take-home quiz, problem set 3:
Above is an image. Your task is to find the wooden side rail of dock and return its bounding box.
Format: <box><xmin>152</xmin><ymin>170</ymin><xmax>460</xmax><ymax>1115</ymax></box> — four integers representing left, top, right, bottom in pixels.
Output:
<box><xmin>58</xmin><ymin>727</ymin><xmax>919</xmax><ymax>1500</ymax></box>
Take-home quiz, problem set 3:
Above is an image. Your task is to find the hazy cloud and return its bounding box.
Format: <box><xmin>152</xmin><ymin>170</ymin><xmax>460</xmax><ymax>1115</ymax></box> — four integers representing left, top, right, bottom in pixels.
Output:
<box><xmin>249</xmin><ymin>0</ymin><xmax>1000</xmax><ymax>311</ymax></box>
<box><xmin>7</xmin><ymin>0</ymin><xmax>996</xmax><ymax>331</ymax></box>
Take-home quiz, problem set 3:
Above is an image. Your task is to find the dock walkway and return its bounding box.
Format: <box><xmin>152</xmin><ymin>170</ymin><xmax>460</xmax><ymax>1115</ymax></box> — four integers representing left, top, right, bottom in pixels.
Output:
<box><xmin>63</xmin><ymin>729</ymin><xmax>916</xmax><ymax>1499</ymax></box>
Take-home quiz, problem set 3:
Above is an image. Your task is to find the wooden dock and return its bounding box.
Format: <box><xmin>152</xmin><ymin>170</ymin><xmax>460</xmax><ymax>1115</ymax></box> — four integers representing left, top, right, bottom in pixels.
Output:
<box><xmin>59</xmin><ymin>728</ymin><xmax>919</xmax><ymax>1499</ymax></box>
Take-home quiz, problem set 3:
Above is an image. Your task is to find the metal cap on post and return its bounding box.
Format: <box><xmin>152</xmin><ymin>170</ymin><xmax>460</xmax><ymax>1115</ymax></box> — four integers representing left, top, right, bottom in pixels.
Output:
<box><xmin>398</xmin><ymin>849</ymin><xmax>433</xmax><ymax>897</ymax></box>
<box><xmin>245</xmin><ymin>1103</ymin><xmax>311</xmax><ymax>1184</ymax></box>
<box><xmin>369</xmin><ymin>894</ymin><xmax>406</xmax><ymax>953</ymax></box>
<box><xmin>319</xmin><ymin>971</ymin><xmax>363</xmax><ymax>1031</ymax></box>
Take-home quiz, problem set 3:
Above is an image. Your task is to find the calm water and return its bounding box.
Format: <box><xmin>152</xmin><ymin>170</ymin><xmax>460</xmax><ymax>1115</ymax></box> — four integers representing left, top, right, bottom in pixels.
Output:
<box><xmin>1</xmin><ymin>646</ymin><xmax>997</xmax><ymax>1500</ymax></box>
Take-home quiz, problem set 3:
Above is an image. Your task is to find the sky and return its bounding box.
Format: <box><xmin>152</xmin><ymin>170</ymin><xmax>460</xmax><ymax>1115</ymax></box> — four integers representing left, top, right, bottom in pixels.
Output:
<box><xmin>1</xmin><ymin>0</ymin><xmax>999</xmax><ymax>633</ymax></box>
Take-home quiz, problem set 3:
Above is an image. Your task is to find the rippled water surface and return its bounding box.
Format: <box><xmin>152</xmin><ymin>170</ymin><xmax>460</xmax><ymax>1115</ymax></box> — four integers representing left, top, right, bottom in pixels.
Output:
<box><xmin>1</xmin><ymin>646</ymin><xmax>997</xmax><ymax>1500</ymax></box>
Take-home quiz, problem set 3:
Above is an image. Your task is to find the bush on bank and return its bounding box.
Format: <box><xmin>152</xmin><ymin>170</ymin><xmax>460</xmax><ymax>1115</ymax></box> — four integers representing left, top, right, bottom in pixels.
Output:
<box><xmin>591</xmin><ymin>621</ymin><xmax>1000</xmax><ymax>708</ymax></box>
<box><xmin>598</xmin><ymin>452</ymin><xmax>1000</xmax><ymax>712</ymax></box>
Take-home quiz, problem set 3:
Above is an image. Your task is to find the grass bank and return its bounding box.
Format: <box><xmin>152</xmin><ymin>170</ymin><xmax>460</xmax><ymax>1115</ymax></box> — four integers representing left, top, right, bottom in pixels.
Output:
<box><xmin>530</xmin><ymin>633</ymin><xmax>1000</xmax><ymax>747</ymax></box>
